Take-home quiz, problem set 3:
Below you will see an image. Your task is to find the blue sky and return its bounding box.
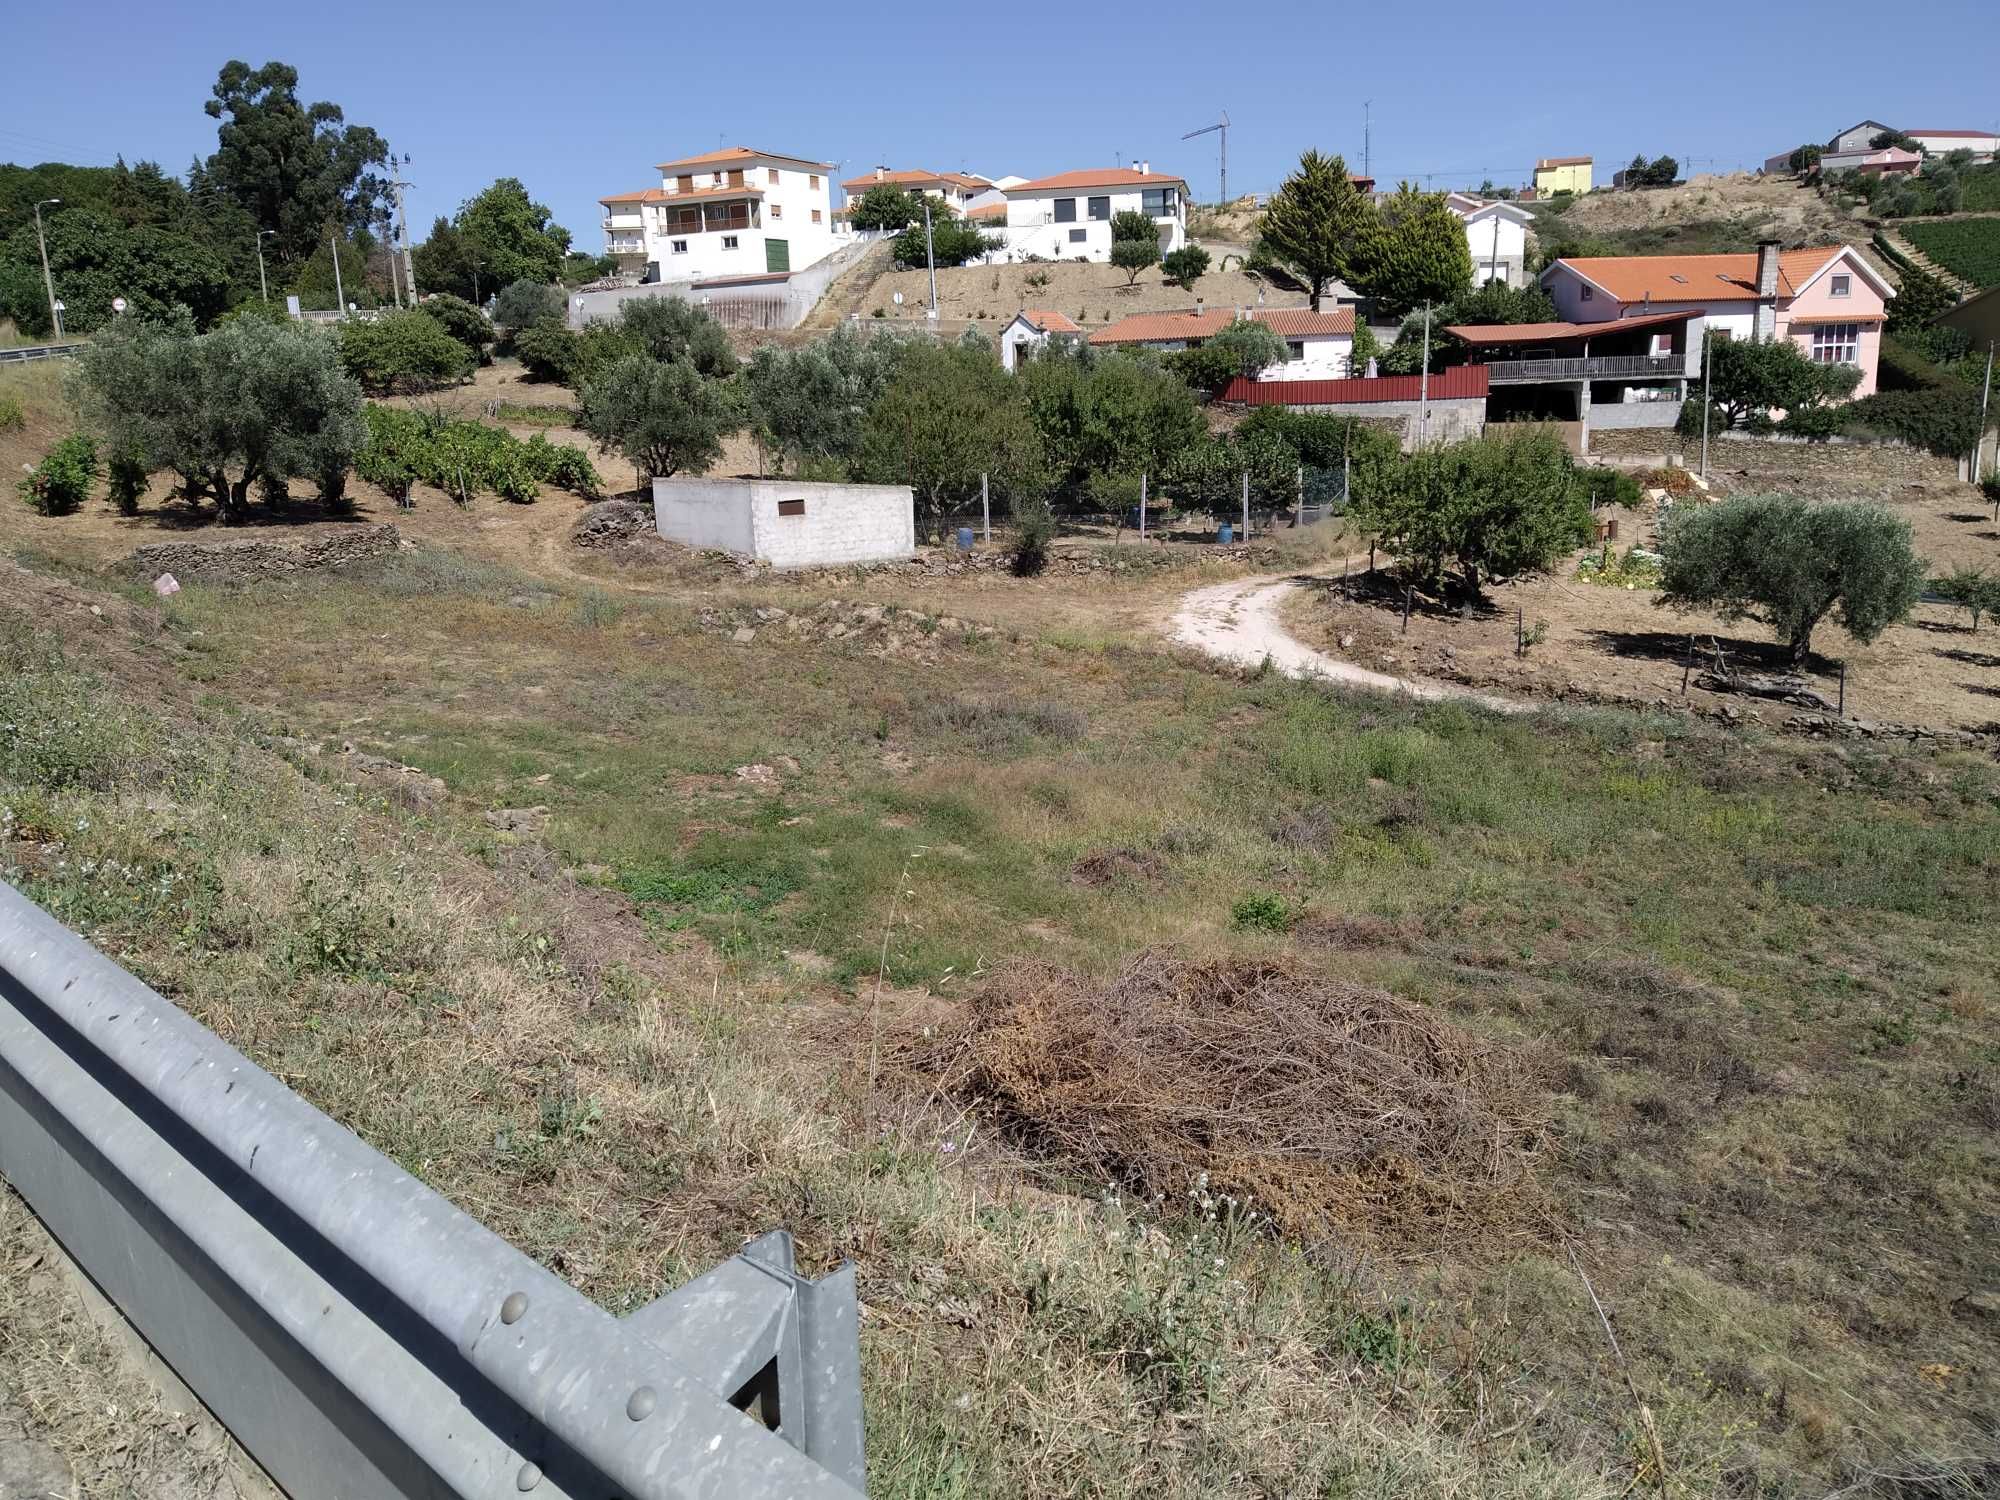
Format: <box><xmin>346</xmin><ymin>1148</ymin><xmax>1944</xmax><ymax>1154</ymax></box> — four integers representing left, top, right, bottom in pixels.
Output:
<box><xmin>8</xmin><ymin>0</ymin><xmax>1999</xmax><ymax>253</ymax></box>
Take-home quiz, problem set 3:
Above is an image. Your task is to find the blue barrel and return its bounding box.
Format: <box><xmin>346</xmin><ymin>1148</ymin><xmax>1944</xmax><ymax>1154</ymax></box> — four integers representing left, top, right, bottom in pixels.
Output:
<box><xmin>956</xmin><ymin>526</ymin><xmax>975</xmax><ymax>550</ymax></box>
<box><xmin>1218</xmin><ymin>522</ymin><xmax>1234</xmax><ymax>544</ymax></box>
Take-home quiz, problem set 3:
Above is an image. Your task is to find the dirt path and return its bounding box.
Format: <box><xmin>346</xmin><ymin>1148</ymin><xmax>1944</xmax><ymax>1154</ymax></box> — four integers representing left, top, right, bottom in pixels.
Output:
<box><xmin>1169</xmin><ymin>566</ymin><xmax>1523</xmax><ymax>713</ymax></box>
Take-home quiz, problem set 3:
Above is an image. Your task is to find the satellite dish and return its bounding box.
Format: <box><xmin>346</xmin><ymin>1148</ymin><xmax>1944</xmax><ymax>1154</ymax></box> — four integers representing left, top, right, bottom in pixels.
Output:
<box><xmin>892</xmin><ymin>291</ymin><xmax>904</xmax><ymax>305</ymax></box>
<box><xmin>111</xmin><ymin>296</ymin><xmax>127</xmax><ymax>314</ymax></box>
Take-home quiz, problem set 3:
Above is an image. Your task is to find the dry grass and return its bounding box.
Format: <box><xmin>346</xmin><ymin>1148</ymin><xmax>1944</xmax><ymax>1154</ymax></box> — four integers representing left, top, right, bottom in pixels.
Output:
<box><xmin>912</xmin><ymin>953</ymin><xmax>1555</xmax><ymax>1242</ymax></box>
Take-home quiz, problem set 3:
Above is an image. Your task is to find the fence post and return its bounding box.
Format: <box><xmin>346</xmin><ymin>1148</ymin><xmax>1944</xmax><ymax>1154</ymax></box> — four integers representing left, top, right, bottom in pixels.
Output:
<box><xmin>1241</xmin><ymin>470</ymin><xmax>1250</xmax><ymax>542</ymax></box>
<box><xmin>1139</xmin><ymin>472</ymin><xmax>1147</xmax><ymax>540</ymax></box>
<box><xmin>981</xmin><ymin>472</ymin><xmax>991</xmax><ymax>544</ymax></box>
<box><xmin>1838</xmin><ymin>661</ymin><xmax>1847</xmax><ymax>718</ymax></box>
<box><xmin>1402</xmin><ymin>582</ymin><xmax>1412</xmax><ymax>636</ymax></box>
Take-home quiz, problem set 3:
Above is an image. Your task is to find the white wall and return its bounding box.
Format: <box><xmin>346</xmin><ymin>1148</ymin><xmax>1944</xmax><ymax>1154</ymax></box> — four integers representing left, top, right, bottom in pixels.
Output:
<box><xmin>1462</xmin><ymin>212</ymin><xmax>1527</xmax><ymax>286</ymax></box>
<box><xmin>653</xmin><ymin>478</ymin><xmax>915</xmax><ymax>569</ymax></box>
<box><xmin>1262</xmin><ymin>334</ymin><xmax>1353</xmax><ymax>380</ymax></box>
<box><xmin>621</xmin><ymin>159</ymin><xmax>837</xmax><ymax>282</ymax></box>
<box><xmin>998</xmin><ymin>185</ymin><xmax>1186</xmax><ymax>264</ymax></box>
<box><xmin>1000</xmin><ymin>318</ymin><xmax>1045</xmax><ymax>373</ymax></box>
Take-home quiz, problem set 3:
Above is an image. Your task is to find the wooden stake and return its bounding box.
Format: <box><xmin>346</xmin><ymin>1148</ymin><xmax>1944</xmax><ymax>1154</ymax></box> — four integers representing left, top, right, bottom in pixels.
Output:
<box><xmin>1401</xmin><ymin>582</ymin><xmax>1412</xmax><ymax>635</ymax></box>
<box><xmin>1680</xmin><ymin>634</ymin><xmax>1692</xmax><ymax>695</ymax></box>
<box><xmin>1838</xmin><ymin>661</ymin><xmax>1847</xmax><ymax>718</ymax></box>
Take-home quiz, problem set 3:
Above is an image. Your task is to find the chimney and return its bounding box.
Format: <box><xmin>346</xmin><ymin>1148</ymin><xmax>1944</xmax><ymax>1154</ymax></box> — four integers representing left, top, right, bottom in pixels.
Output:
<box><xmin>1754</xmin><ymin>240</ymin><xmax>1780</xmax><ymax>340</ymax></box>
<box><xmin>1138</xmin><ymin>160</ymin><xmax>1149</xmax><ymax>175</ymax></box>
<box><xmin>874</xmin><ymin>166</ymin><xmax>885</xmax><ymax>181</ymax></box>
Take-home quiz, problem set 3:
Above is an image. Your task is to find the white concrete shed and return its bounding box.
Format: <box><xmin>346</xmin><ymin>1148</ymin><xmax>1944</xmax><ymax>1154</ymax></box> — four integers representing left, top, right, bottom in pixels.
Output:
<box><xmin>652</xmin><ymin>477</ymin><xmax>916</xmax><ymax>569</ymax></box>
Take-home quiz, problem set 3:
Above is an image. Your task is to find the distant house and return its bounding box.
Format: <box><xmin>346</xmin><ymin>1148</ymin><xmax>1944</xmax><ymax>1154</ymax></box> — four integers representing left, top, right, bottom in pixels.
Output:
<box><xmin>839</xmin><ymin>167</ymin><xmax>991</xmax><ymax>216</ymax></box>
<box><xmin>1445</xmin><ymin>194</ymin><xmax>1535</xmax><ymax>288</ymax></box>
<box><xmin>1541</xmin><ymin>241</ymin><xmax>1892</xmax><ymax>396</ymax></box>
<box><xmin>999</xmin><ymin>308</ymin><xmax>1083</xmax><ymax>373</ymax></box>
<box><xmin>1905</xmin><ymin>129</ymin><xmax>2000</xmax><ymax>162</ymax></box>
<box><xmin>1215</xmin><ymin>367</ymin><xmax>1490</xmax><ymax>449</ymax></box>
<box><xmin>1088</xmin><ymin>306</ymin><xmax>1356</xmax><ymax>380</ymax></box>
<box><xmin>1825</xmin><ymin>120</ymin><xmax>1898</xmax><ymax>155</ymax></box>
<box><xmin>1821</xmin><ymin>146</ymin><xmax>1922</xmax><ymax>177</ymax></box>
<box><xmin>1533</xmin><ymin>156</ymin><xmax>1593</xmax><ymax>195</ymax></box>
<box><xmin>600</xmin><ymin>146</ymin><xmax>836</xmax><ymax>283</ymax></box>
<box><xmin>996</xmin><ymin>166</ymin><xmax>1189</xmax><ymax>264</ymax></box>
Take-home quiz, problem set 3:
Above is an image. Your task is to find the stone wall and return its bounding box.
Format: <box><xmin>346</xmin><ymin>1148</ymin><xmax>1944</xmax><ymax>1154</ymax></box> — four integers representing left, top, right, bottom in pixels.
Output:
<box><xmin>128</xmin><ymin>524</ymin><xmax>403</xmax><ymax>583</ymax></box>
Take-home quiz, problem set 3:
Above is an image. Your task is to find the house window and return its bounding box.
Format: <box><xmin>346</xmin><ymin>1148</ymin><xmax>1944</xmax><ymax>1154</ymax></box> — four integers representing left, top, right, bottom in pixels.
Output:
<box><xmin>811</xmin><ymin>208</ymin><xmax>822</xmax><ymax>223</ymax></box>
<box><xmin>777</xmin><ymin>498</ymin><xmax>806</xmax><ymax>517</ymax></box>
<box><xmin>1830</xmin><ymin>273</ymin><xmax>1851</xmax><ymax>297</ymax></box>
<box><xmin>671</xmin><ymin>240</ymin><xmax>688</xmax><ymax>253</ymax></box>
<box><xmin>1087</xmin><ymin>195</ymin><xmax>1110</xmax><ymax>220</ymax></box>
<box><xmin>1053</xmin><ymin>197</ymin><xmax>1076</xmax><ymax>223</ymax></box>
<box><xmin>1287</xmin><ymin>340</ymin><xmax>1305</xmax><ymax>360</ymax></box>
<box><xmin>1141</xmin><ymin>187</ymin><xmax>1178</xmax><ymax>216</ymax></box>
<box><xmin>1810</xmin><ymin>322</ymin><xmax>1860</xmax><ymax>363</ymax></box>
<box><xmin>768</xmin><ymin>169</ymin><xmax>780</xmax><ymax>185</ymax></box>
<box><xmin>809</xmin><ymin>174</ymin><xmax>819</xmax><ymax>189</ymax></box>
<box><xmin>677</xmin><ymin>175</ymin><xmax>693</xmax><ymax>193</ymax></box>
<box><xmin>723</xmin><ymin>235</ymin><xmax>739</xmax><ymax>249</ymax></box>
<box><xmin>771</xmin><ymin>203</ymin><xmax>782</xmax><ymax>219</ymax></box>
<box><xmin>1580</xmin><ymin>284</ymin><xmax>1594</xmax><ymax>301</ymax></box>
<box><xmin>1068</xmin><ymin>228</ymin><xmax>1086</xmax><ymax>243</ymax></box>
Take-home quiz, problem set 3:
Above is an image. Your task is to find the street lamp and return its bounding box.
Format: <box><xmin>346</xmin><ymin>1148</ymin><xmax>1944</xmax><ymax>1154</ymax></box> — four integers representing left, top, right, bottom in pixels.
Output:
<box><xmin>32</xmin><ymin>199</ymin><xmax>61</xmax><ymax>339</ymax></box>
<box><xmin>256</xmin><ymin>229</ymin><xmax>277</xmax><ymax>304</ymax></box>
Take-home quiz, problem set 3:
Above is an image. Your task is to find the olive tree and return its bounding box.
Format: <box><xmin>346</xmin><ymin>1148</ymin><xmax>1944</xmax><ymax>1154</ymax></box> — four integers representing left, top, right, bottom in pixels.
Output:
<box><xmin>1657</xmin><ymin>494</ymin><xmax>1925</xmax><ymax>667</ymax></box>
<box><xmin>577</xmin><ymin>354</ymin><xmax>738</xmax><ymax>486</ymax></box>
<box><xmin>855</xmin><ymin>341</ymin><xmax>1042</xmax><ymax>537</ymax></box>
<box><xmin>743</xmin><ymin>323</ymin><xmax>910</xmax><ymax>473</ymax></box>
<box><xmin>74</xmin><ymin>314</ymin><xmax>365</xmax><ymax>523</ymax></box>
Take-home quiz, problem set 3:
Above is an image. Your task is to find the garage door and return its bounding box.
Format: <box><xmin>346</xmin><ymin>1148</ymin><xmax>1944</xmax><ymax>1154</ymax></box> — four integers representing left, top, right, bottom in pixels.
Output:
<box><xmin>765</xmin><ymin>238</ymin><xmax>790</xmax><ymax>273</ymax></box>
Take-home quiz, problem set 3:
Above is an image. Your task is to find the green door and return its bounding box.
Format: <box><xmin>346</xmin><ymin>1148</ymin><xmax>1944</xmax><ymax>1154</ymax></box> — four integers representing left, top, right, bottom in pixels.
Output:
<box><xmin>765</xmin><ymin>237</ymin><xmax>790</xmax><ymax>273</ymax></box>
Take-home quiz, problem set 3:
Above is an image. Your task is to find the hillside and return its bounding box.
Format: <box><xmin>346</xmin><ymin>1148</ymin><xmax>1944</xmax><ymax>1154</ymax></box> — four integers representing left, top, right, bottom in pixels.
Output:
<box><xmin>846</xmin><ymin>255</ymin><xmax>1308</xmax><ymax>330</ymax></box>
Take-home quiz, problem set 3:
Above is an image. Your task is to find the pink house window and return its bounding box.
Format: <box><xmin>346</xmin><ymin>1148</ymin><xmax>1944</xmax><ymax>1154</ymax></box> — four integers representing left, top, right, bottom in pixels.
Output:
<box><xmin>1830</xmin><ymin>273</ymin><xmax>1851</xmax><ymax>297</ymax></box>
<box><xmin>1810</xmin><ymin>323</ymin><xmax>1860</xmax><ymax>363</ymax></box>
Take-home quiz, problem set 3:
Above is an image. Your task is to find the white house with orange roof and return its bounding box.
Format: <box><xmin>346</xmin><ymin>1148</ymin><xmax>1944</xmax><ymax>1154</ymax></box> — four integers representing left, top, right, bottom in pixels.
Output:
<box><xmin>839</xmin><ymin>167</ymin><xmax>993</xmax><ymax>215</ymax></box>
<box><xmin>997</xmin><ymin>166</ymin><xmax>1188</xmax><ymax>263</ymax></box>
<box><xmin>1088</xmin><ymin>306</ymin><xmax>1356</xmax><ymax>380</ymax></box>
<box><xmin>999</xmin><ymin>308</ymin><xmax>1084</xmax><ymax>372</ymax></box>
<box><xmin>600</xmin><ymin>146</ymin><xmax>837</xmax><ymax>283</ymax></box>
<box><xmin>1541</xmin><ymin>241</ymin><xmax>1893</xmax><ymax>396</ymax></box>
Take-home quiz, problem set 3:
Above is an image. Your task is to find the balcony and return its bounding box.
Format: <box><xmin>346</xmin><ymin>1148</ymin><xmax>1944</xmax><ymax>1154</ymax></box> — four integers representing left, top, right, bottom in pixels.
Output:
<box><xmin>1483</xmin><ymin>354</ymin><xmax>1686</xmax><ymax>385</ymax></box>
<box><xmin>602</xmin><ymin>214</ymin><xmax>643</xmax><ymax>231</ymax></box>
<box><xmin>606</xmin><ymin>237</ymin><xmax>644</xmax><ymax>256</ymax></box>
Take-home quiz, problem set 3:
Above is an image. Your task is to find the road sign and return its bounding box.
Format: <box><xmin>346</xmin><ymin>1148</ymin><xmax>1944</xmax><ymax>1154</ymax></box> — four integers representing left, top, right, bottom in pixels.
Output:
<box><xmin>111</xmin><ymin>297</ymin><xmax>127</xmax><ymax>314</ymax></box>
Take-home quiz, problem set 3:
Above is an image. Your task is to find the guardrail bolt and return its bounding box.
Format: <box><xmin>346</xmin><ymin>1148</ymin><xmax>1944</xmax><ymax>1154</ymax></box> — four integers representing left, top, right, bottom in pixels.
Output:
<box><xmin>500</xmin><ymin>1292</ymin><xmax>529</xmax><ymax>1325</ymax></box>
<box><xmin>625</xmin><ymin>1385</ymin><xmax>657</xmax><ymax>1421</ymax></box>
<box><xmin>515</xmin><ymin>1461</ymin><xmax>543</xmax><ymax>1491</ymax></box>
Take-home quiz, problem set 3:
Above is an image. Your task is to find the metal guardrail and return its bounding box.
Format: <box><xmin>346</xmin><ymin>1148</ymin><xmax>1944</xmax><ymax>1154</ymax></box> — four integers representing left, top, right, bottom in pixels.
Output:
<box><xmin>0</xmin><ymin>882</ymin><xmax>867</xmax><ymax>1498</ymax></box>
<box><xmin>0</xmin><ymin>341</ymin><xmax>85</xmax><ymax>365</ymax></box>
<box><xmin>1485</xmin><ymin>354</ymin><xmax>1684</xmax><ymax>384</ymax></box>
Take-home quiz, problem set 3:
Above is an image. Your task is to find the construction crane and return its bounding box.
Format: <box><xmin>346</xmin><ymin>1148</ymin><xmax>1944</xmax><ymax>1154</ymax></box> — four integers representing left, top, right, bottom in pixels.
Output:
<box><xmin>1183</xmin><ymin>111</ymin><xmax>1229</xmax><ymax>206</ymax></box>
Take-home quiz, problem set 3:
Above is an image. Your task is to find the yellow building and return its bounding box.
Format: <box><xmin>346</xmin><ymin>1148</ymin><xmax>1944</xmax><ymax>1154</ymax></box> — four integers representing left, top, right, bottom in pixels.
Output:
<box><xmin>1534</xmin><ymin>156</ymin><xmax>1593</xmax><ymax>195</ymax></box>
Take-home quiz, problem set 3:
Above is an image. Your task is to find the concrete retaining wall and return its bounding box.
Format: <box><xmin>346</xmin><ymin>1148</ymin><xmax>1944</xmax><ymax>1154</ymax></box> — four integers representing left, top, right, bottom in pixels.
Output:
<box><xmin>654</xmin><ymin>478</ymin><xmax>915</xmax><ymax>568</ymax></box>
<box><xmin>1277</xmin><ymin>395</ymin><xmax>1486</xmax><ymax>450</ymax></box>
<box><xmin>1588</xmin><ymin>401</ymin><xmax>1681</xmax><ymax>432</ymax></box>
<box><xmin>570</xmin><ymin>236</ymin><xmax>879</xmax><ymax>332</ymax></box>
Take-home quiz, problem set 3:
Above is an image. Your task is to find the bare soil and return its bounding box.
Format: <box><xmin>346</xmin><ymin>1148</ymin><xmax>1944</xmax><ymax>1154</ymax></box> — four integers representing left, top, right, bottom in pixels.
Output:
<box><xmin>855</xmin><ymin>257</ymin><xmax>1305</xmax><ymax>332</ymax></box>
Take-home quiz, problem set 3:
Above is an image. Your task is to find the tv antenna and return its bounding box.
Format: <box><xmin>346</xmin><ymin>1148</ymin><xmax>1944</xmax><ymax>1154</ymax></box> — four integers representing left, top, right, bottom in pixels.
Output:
<box><xmin>1183</xmin><ymin>110</ymin><xmax>1229</xmax><ymax>205</ymax></box>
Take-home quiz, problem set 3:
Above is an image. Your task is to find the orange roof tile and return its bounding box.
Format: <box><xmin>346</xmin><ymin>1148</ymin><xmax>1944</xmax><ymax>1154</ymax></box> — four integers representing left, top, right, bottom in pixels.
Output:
<box><xmin>840</xmin><ymin>168</ymin><xmax>985</xmax><ymax>192</ymax></box>
<box><xmin>1089</xmin><ymin>306</ymin><xmax>1354</xmax><ymax>345</ymax></box>
<box><xmin>655</xmin><ymin>145</ymin><xmax>835</xmax><ymax>173</ymax></box>
<box><xmin>968</xmin><ymin>202</ymin><xmax>1007</xmax><ymax>221</ymax></box>
<box><xmin>1008</xmin><ymin>167</ymin><xmax>1188</xmax><ymax>194</ymax></box>
<box><xmin>601</xmin><ymin>189</ymin><xmax>668</xmax><ymax>205</ymax></box>
<box><xmin>1444</xmin><ymin>308</ymin><xmax>1697</xmax><ymax>345</ymax></box>
<box><xmin>1549</xmin><ymin>246</ymin><xmax>1851</xmax><ymax>303</ymax></box>
<box><xmin>1019</xmin><ymin>308</ymin><xmax>1082</xmax><ymax>333</ymax></box>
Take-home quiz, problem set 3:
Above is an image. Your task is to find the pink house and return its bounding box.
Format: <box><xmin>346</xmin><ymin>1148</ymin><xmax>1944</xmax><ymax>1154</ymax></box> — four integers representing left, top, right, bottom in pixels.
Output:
<box><xmin>1541</xmin><ymin>242</ymin><xmax>1892</xmax><ymax>396</ymax></box>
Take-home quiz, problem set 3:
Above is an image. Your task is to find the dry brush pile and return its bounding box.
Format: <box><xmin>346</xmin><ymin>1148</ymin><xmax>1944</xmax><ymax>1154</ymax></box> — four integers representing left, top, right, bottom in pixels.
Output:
<box><xmin>913</xmin><ymin>952</ymin><xmax>1556</xmax><ymax>1245</ymax></box>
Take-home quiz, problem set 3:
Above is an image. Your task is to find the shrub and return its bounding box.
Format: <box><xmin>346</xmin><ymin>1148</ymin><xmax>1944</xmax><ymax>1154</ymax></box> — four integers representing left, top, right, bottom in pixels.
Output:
<box><xmin>513</xmin><ymin>321</ymin><xmax>584</xmax><ymax>385</ymax></box>
<box><xmin>107</xmin><ymin>451</ymin><xmax>148</xmax><ymax>515</ymax></box>
<box><xmin>1162</xmin><ymin>245</ymin><xmax>1210</xmax><ymax>291</ymax></box>
<box><xmin>417</xmin><ymin>295</ymin><xmax>492</xmax><ymax>364</ymax></box>
<box><xmin>892</xmin><ymin>216</ymin><xmax>999</xmax><ymax>270</ymax></box>
<box><xmin>354</xmin><ymin>405</ymin><xmax>598</xmax><ymax>506</ymax></box>
<box><xmin>1111</xmin><ymin>235</ymin><xmax>1161</xmax><ymax>286</ymax></box>
<box><xmin>1777</xmin><ymin>402</ymin><xmax>1849</xmax><ymax>441</ymax></box>
<box><xmin>578</xmin><ymin>354</ymin><xmax>736</xmax><ymax>485</ymax></box>
<box><xmin>494</xmin><ymin>278</ymin><xmax>566</xmax><ymax>331</ymax></box>
<box><xmin>1931</xmin><ymin>566</ymin><xmax>2000</xmax><ymax>630</ymax></box>
<box><xmin>1011</xmin><ymin>496</ymin><xmax>1054</xmax><ymax>576</ymax></box>
<box><xmin>17</xmin><ymin>434</ymin><xmax>98</xmax><ymax>515</ymax></box>
<box><xmin>1577</xmin><ymin>467</ymin><xmax>1642</xmax><ymax>507</ymax></box>
<box><xmin>0</xmin><ymin>394</ymin><xmax>22</xmax><ymax>433</ymax></box>
<box><xmin>337</xmin><ymin>310</ymin><xmax>475</xmax><ymax>394</ymax></box>
<box><xmin>1842</xmin><ymin>387</ymin><xmax>1982</xmax><ymax>457</ymax></box>
<box><xmin>1657</xmin><ymin>493</ymin><xmax>1925</xmax><ymax>665</ymax></box>
<box><xmin>1231</xmin><ymin>892</ymin><xmax>1295</xmax><ymax>931</ymax></box>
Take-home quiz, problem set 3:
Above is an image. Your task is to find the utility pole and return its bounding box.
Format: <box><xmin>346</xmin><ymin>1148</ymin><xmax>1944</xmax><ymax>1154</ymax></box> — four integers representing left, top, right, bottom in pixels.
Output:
<box><xmin>384</xmin><ymin>212</ymin><xmax>403</xmax><ymax>308</ymax></box>
<box><xmin>330</xmin><ymin>232</ymin><xmax>345</xmax><ymax>314</ymax></box>
<box><xmin>922</xmin><ymin>196</ymin><xmax>938</xmax><ymax>321</ymax></box>
<box><xmin>32</xmin><ymin>199</ymin><xmax>61</xmax><ymax>339</ymax></box>
<box><xmin>1417</xmin><ymin>300</ymin><xmax>1432</xmax><ymax>446</ymax></box>
<box><xmin>392</xmin><ymin>168</ymin><xmax>417</xmax><ymax>303</ymax></box>
<box><xmin>256</xmin><ymin>228</ymin><xmax>275</xmax><ymax>304</ymax></box>
<box><xmin>1699</xmin><ymin>329</ymin><xmax>1713</xmax><ymax>481</ymax></box>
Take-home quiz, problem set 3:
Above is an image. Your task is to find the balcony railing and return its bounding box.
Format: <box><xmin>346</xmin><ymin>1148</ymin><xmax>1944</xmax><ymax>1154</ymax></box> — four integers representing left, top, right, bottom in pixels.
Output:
<box><xmin>606</xmin><ymin>237</ymin><xmax>644</xmax><ymax>255</ymax></box>
<box><xmin>1484</xmin><ymin>354</ymin><xmax>1686</xmax><ymax>384</ymax></box>
<box><xmin>602</xmin><ymin>214</ymin><xmax>643</xmax><ymax>231</ymax></box>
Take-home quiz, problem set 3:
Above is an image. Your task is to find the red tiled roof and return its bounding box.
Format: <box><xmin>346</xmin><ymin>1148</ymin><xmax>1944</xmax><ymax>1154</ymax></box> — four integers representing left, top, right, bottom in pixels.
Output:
<box><xmin>655</xmin><ymin>145</ymin><xmax>834</xmax><ymax>172</ymax></box>
<box><xmin>1549</xmin><ymin>246</ymin><xmax>1848</xmax><ymax>302</ymax></box>
<box><xmin>1537</xmin><ymin>156</ymin><xmax>1592</xmax><ymax>169</ymax></box>
<box><xmin>1019</xmin><ymin>308</ymin><xmax>1082</xmax><ymax>333</ymax></box>
<box><xmin>1089</xmin><ymin>306</ymin><xmax>1354</xmax><ymax>345</ymax></box>
<box><xmin>840</xmin><ymin>168</ymin><xmax>985</xmax><ymax>192</ymax></box>
<box><xmin>1219</xmin><ymin>367</ymin><xmax>1490</xmax><ymax>405</ymax></box>
<box><xmin>968</xmin><ymin>202</ymin><xmax>1007</xmax><ymax>221</ymax></box>
<box><xmin>1008</xmin><ymin>167</ymin><xmax>1188</xmax><ymax>193</ymax></box>
<box><xmin>601</xmin><ymin>189</ymin><xmax>667</xmax><ymax>204</ymax></box>
<box><xmin>1444</xmin><ymin>308</ymin><xmax>1697</xmax><ymax>345</ymax></box>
